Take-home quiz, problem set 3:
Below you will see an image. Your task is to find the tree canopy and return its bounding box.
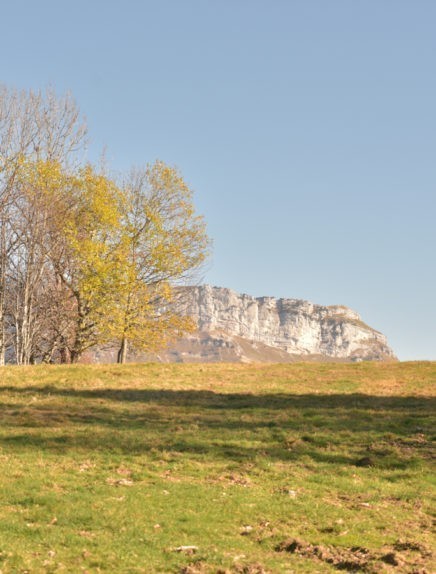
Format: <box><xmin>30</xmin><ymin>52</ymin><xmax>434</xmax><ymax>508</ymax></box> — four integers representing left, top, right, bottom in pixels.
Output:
<box><xmin>0</xmin><ymin>86</ymin><xmax>209</xmax><ymax>364</ymax></box>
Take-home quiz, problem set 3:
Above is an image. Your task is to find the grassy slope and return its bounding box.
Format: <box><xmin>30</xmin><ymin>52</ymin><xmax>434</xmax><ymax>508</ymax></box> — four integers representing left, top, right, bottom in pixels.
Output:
<box><xmin>0</xmin><ymin>362</ymin><xmax>434</xmax><ymax>573</ymax></box>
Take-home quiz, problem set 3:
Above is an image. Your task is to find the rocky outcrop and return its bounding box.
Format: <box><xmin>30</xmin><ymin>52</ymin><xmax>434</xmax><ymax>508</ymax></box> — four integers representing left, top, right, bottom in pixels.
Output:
<box><xmin>161</xmin><ymin>285</ymin><xmax>396</xmax><ymax>362</ymax></box>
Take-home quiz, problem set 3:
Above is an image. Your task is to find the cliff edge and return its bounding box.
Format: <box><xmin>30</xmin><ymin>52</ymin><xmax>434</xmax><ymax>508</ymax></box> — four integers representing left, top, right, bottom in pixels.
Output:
<box><xmin>159</xmin><ymin>285</ymin><xmax>396</xmax><ymax>363</ymax></box>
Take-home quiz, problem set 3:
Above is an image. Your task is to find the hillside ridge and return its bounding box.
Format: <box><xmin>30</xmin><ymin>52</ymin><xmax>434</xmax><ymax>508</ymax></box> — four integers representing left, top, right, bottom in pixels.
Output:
<box><xmin>160</xmin><ymin>285</ymin><xmax>396</xmax><ymax>363</ymax></box>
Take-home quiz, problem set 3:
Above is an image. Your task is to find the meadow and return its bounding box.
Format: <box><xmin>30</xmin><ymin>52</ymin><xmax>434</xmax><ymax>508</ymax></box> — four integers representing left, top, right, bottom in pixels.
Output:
<box><xmin>0</xmin><ymin>362</ymin><xmax>434</xmax><ymax>573</ymax></box>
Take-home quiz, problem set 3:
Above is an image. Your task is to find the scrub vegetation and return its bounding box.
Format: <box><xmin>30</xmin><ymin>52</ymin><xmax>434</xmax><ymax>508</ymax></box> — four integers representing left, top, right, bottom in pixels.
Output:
<box><xmin>0</xmin><ymin>361</ymin><xmax>434</xmax><ymax>573</ymax></box>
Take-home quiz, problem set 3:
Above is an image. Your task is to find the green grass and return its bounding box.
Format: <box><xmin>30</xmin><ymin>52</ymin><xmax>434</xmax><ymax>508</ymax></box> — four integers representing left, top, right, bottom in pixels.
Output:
<box><xmin>0</xmin><ymin>362</ymin><xmax>434</xmax><ymax>573</ymax></box>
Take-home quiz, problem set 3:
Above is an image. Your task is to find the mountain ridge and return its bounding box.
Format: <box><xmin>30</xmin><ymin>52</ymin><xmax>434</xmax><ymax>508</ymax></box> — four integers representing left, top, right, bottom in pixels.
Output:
<box><xmin>160</xmin><ymin>285</ymin><xmax>397</xmax><ymax>363</ymax></box>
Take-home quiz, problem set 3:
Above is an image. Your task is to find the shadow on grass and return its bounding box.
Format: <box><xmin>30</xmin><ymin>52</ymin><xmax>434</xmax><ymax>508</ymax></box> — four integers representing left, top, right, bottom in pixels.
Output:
<box><xmin>0</xmin><ymin>386</ymin><xmax>434</xmax><ymax>467</ymax></box>
<box><xmin>1</xmin><ymin>384</ymin><xmax>435</xmax><ymax>409</ymax></box>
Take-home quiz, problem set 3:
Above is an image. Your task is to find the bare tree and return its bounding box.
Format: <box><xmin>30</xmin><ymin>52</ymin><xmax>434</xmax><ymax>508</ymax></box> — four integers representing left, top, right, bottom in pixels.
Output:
<box><xmin>0</xmin><ymin>86</ymin><xmax>87</xmax><ymax>364</ymax></box>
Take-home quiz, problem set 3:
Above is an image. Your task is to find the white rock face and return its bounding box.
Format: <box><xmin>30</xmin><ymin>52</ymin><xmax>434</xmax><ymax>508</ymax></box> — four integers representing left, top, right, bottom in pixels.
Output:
<box><xmin>178</xmin><ymin>285</ymin><xmax>396</xmax><ymax>361</ymax></box>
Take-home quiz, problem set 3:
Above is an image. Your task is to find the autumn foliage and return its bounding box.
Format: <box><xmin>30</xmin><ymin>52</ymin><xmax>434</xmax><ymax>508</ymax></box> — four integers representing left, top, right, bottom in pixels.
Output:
<box><xmin>0</xmin><ymin>87</ymin><xmax>209</xmax><ymax>364</ymax></box>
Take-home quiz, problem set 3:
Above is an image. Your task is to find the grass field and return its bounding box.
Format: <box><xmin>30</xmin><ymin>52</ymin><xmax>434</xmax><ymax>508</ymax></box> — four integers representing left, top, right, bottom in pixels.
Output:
<box><xmin>0</xmin><ymin>362</ymin><xmax>434</xmax><ymax>573</ymax></box>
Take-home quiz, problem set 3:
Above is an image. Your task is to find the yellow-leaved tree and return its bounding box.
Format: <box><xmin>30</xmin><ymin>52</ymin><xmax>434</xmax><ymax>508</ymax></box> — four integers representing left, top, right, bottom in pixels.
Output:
<box><xmin>57</xmin><ymin>165</ymin><xmax>127</xmax><ymax>362</ymax></box>
<box><xmin>107</xmin><ymin>161</ymin><xmax>210</xmax><ymax>363</ymax></box>
<box><xmin>15</xmin><ymin>159</ymin><xmax>126</xmax><ymax>362</ymax></box>
<box><xmin>11</xmin><ymin>158</ymin><xmax>209</xmax><ymax>363</ymax></box>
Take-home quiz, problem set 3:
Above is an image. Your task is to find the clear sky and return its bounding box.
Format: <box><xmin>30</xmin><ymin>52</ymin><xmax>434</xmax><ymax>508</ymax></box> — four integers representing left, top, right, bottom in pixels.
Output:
<box><xmin>1</xmin><ymin>0</ymin><xmax>435</xmax><ymax>360</ymax></box>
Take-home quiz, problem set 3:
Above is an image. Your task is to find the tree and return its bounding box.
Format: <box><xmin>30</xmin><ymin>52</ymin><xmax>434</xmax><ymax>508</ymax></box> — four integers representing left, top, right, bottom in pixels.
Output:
<box><xmin>7</xmin><ymin>164</ymin><xmax>52</xmax><ymax>364</ymax></box>
<box><xmin>58</xmin><ymin>165</ymin><xmax>127</xmax><ymax>362</ymax></box>
<box><xmin>0</xmin><ymin>86</ymin><xmax>86</xmax><ymax>364</ymax></box>
<box><xmin>106</xmin><ymin>161</ymin><xmax>210</xmax><ymax>363</ymax></box>
<box><xmin>22</xmin><ymin>160</ymin><xmax>126</xmax><ymax>363</ymax></box>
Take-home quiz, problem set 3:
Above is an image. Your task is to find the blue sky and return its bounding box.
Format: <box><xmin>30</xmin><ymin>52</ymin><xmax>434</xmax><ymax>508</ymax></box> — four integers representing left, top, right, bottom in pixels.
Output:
<box><xmin>1</xmin><ymin>0</ymin><xmax>435</xmax><ymax>360</ymax></box>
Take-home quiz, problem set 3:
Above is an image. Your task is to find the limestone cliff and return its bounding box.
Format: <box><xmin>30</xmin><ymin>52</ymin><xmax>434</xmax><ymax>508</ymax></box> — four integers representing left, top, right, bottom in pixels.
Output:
<box><xmin>160</xmin><ymin>285</ymin><xmax>396</xmax><ymax>362</ymax></box>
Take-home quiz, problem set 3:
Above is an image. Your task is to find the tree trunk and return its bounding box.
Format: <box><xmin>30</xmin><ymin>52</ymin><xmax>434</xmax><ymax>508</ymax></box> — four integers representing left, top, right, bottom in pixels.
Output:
<box><xmin>117</xmin><ymin>336</ymin><xmax>128</xmax><ymax>364</ymax></box>
<box><xmin>59</xmin><ymin>337</ymin><xmax>72</xmax><ymax>364</ymax></box>
<box><xmin>0</xmin><ymin>223</ymin><xmax>6</xmax><ymax>366</ymax></box>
